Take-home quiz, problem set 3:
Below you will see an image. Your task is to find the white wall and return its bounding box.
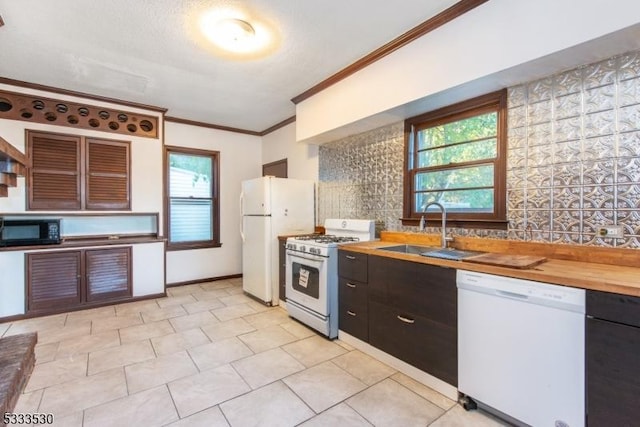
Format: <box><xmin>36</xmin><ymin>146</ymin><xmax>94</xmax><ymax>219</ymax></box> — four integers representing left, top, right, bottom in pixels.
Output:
<box><xmin>0</xmin><ymin>250</ymin><xmax>25</xmax><ymax>317</ymax></box>
<box><xmin>164</xmin><ymin>121</ymin><xmax>262</xmax><ymax>284</ymax></box>
<box><xmin>132</xmin><ymin>242</ymin><xmax>165</xmax><ymax>296</ymax></box>
<box><xmin>296</xmin><ymin>0</ymin><xmax>640</xmax><ymax>142</ymax></box>
<box><xmin>0</xmin><ymin>83</ymin><xmax>164</xmax><ymax>223</ymax></box>
<box><xmin>261</xmin><ymin>122</ymin><xmax>319</xmax><ymax>182</ymax></box>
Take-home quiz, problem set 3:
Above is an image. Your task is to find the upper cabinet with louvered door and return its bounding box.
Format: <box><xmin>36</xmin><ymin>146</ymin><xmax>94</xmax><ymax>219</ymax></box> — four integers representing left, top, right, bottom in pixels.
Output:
<box><xmin>28</xmin><ymin>132</ymin><xmax>81</xmax><ymax>210</ymax></box>
<box><xmin>86</xmin><ymin>139</ymin><xmax>130</xmax><ymax>210</ymax></box>
<box><xmin>27</xmin><ymin>251</ymin><xmax>82</xmax><ymax>312</ymax></box>
<box><xmin>85</xmin><ymin>247</ymin><xmax>132</xmax><ymax>302</ymax></box>
<box><xmin>26</xmin><ymin>130</ymin><xmax>131</xmax><ymax>211</ymax></box>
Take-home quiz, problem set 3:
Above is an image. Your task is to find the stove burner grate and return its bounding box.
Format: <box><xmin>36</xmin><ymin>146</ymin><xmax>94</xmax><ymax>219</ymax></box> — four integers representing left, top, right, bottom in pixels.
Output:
<box><xmin>292</xmin><ymin>234</ymin><xmax>360</xmax><ymax>244</ymax></box>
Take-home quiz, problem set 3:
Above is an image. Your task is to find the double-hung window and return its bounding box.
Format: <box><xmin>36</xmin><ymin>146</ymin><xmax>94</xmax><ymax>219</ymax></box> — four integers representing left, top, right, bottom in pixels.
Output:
<box><xmin>403</xmin><ymin>90</ymin><xmax>507</xmax><ymax>228</ymax></box>
<box><xmin>165</xmin><ymin>146</ymin><xmax>220</xmax><ymax>250</ymax></box>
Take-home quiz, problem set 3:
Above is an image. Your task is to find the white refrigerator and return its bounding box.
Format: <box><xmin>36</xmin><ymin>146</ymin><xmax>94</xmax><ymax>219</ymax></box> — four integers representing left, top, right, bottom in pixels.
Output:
<box><xmin>240</xmin><ymin>176</ymin><xmax>315</xmax><ymax>305</ymax></box>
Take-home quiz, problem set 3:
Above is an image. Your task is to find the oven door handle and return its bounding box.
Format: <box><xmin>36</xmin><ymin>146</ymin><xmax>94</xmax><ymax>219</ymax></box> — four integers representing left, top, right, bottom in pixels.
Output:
<box><xmin>287</xmin><ymin>251</ymin><xmax>327</xmax><ymax>262</ymax></box>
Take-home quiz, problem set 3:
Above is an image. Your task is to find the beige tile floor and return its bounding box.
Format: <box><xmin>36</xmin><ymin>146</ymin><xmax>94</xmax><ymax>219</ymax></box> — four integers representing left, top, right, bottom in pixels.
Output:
<box><xmin>1</xmin><ymin>278</ymin><xmax>507</xmax><ymax>427</ymax></box>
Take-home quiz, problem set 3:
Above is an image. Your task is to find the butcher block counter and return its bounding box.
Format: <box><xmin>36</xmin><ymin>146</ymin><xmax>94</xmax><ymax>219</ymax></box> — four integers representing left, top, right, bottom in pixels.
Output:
<box><xmin>340</xmin><ymin>231</ymin><xmax>640</xmax><ymax>297</ymax></box>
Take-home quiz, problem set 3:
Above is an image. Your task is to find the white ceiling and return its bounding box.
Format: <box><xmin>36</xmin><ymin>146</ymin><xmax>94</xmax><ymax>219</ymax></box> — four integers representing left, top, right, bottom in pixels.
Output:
<box><xmin>0</xmin><ymin>0</ymin><xmax>460</xmax><ymax>132</ymax></box>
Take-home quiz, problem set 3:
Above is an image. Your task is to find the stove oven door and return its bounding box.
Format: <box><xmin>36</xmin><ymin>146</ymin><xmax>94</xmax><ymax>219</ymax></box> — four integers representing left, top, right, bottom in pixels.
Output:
<box><xmin>285</xmin><ymin>251</ymin><xmax>328</xmax><ymax>316</ymax></box>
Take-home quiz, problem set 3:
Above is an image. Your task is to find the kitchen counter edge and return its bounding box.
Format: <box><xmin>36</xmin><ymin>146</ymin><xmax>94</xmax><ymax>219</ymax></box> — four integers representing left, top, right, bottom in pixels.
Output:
<box><xmin>340</xmin><ymin>240</ymin><xmax>640</xmax><ymax>298</ymax></box>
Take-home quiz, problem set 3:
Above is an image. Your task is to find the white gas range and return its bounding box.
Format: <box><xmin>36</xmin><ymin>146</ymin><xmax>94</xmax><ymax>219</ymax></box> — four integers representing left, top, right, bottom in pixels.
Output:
<box><xmin>285</xmin><ymin>219</ymin><xmax>375</xmax><ymax>339</ymax></box>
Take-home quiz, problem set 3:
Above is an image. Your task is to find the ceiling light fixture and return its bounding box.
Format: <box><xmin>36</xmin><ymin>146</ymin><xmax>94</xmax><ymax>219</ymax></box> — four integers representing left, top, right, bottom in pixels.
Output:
<box><xmin>200</xmin><ymin>12</ymin><xmax>270</xmax><ymax>54</ymax></box>
<box><xmin>216</xmin><ymin>18</ymin><xmax>255</xmax><ymax>44</ymax></box>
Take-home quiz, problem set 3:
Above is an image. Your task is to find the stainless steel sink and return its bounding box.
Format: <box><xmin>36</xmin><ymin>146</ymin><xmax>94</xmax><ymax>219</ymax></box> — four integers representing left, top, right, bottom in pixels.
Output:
<box><xmin>420</xmin><ymin>248</ymin><xmax>484</xmax><ymax>261</ymax></box>
<box><xmin>377</xmin><ymin>244</ymin><xmax>439</xmax><ymax>255</ymax></box>
<box><xmin>378</xmin><ymin>244</ymin><xmax>485</xmax><ymax>261</ymax></box>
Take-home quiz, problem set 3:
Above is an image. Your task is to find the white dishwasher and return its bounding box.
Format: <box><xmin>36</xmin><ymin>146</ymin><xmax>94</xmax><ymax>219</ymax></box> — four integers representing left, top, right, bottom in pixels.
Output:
<box><xmin>457</xmin><ymin>270</ymin><xmax>585</xmax><ymax>427</ymax></box>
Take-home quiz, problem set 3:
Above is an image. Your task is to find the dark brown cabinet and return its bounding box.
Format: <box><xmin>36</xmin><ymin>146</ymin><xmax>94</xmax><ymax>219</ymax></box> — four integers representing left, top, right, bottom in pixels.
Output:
<box><xmin>338</xmin><ymin>250</ymin><xmax>369</xmax><ymax>341</ymax></box>
<box><xmin>586</xmin><ymin>290</ymin><xmax>640</xmax><ymax>426</ymax></box>
<box><xmin>338</xmin><ymin>250</ymin><xmax>368</xmax><ymax>283</ymax></box>
<box><xmin>369</xmin><ymin>300</ymin><xmax>457</xmax><ymax>385</ymax></box>
<box><xmin>27</xmin><ymin>247</ymin><xmax>132</xmax><ymax>314</ymax></box>
<box><xmin>86</xmin><ymin>247</ymin><xmax>132</xmax><ymax>302</ymax></box>
<box><xmin>278</xmin><ymin>236</ymin><xmax>287</xmax><ymax>302</ymax></box>
<box><xmin>368</xmin><ymin>254</ymin><xmax>457</xmax><ymax>386</ymax></box>
<box><xmin>27</xmin><ymin>251</ymin><xmax>82</xmax><ymax>311</ymax></box>
<box><xmin>337</xmin><ymin>250</ymin><xmax>458</xmax><ymax>386</ymax></box>
<box><xmin>27</xmin><ymin>130</ymin><xmax>131</xmax><ymax>211</ymax></box>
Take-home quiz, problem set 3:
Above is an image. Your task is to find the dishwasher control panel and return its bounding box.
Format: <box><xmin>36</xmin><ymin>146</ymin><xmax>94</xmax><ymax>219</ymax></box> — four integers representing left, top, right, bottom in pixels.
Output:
<box><xmin>457</xmin><ymin>270</ymin><xmax>585</xmax><ymax>313</ymax></box>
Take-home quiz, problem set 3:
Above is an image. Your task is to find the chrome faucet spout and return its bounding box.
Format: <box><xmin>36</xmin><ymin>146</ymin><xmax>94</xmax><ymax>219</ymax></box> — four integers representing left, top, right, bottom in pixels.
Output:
<box><xmin>422</xmin><ymin>202</ymin><xmax>449</xmax><ymax>248</ymax></box>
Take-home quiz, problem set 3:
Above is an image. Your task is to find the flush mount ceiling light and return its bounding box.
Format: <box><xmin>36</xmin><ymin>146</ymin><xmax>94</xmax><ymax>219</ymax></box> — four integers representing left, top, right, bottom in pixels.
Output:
<box><xmin>216</xmin><ymin>18</ymin><xmax>255</xmax><ymax>44</ymax></box>
<box><xmin>199</xmin><ymin>12</ymin><xmax>270</xmax><ymax>54</ymax></box>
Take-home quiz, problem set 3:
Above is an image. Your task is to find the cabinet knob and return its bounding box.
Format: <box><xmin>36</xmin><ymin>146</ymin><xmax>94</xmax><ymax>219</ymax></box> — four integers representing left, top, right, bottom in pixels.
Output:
<box><xmin>347</xmin><ymin>310</ymin><xmax>357</xmax><ymax>317</ymax></box>
<box><xmin>396</xmin><ymin>315</ymin><xmax>415</xmax><ymax>324</ymax></box>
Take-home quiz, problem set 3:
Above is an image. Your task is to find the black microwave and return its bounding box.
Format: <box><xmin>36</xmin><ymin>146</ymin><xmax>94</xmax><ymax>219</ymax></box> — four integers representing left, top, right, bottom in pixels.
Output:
<box><xmin>0</xmin><ymin>218</ymin><xmax>62</xmax><ymax>247</ymax></box>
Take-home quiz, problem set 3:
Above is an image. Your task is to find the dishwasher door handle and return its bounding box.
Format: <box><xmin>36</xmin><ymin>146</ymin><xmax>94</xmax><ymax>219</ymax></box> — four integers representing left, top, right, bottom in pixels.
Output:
<box><xmin>495</xmin><ymin>289</ymin><xmax>529</xmax><ymax>300</ymax></box>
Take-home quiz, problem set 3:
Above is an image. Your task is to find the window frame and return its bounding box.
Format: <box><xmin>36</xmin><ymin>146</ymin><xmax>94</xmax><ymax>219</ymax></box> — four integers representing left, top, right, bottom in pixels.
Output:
<box><xmin>164</xmin><ymin>145</ymin><xmax>221</xmax><ymax>251</ymax></box>
<box><xmin>402</xmin><ymin>89</ymin><xmax>508</xmax><ymax>229</ymax></box>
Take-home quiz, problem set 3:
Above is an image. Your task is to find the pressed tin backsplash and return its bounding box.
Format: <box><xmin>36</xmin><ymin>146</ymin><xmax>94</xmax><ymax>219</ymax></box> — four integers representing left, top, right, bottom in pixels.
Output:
<box><xmin>318</xmin><ymin>49</ymin><xmax>640</xmax><ymax>248</ymax></box>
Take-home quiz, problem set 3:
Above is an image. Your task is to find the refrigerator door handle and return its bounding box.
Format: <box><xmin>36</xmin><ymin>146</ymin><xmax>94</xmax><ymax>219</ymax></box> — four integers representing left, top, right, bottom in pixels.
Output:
<box><xmin>240</xmin><ymin>191</ymin><xmax>245</xmax><ymax>242</ymax></box>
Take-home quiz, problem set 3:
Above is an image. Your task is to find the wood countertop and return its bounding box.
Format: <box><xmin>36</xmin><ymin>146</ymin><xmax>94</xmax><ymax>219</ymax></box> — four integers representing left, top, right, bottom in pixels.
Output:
<box><xmin>340</xmin><ymin>233</ymin><xmax>640</xmax><ymax>297</ymax></box>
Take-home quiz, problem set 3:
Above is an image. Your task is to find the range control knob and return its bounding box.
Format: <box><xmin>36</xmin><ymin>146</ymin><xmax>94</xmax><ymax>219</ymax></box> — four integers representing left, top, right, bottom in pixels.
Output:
<box><xmin>299</xmin><ymin>245</ymin><xmax>306</xmax><ymax>252</ymax></box>
<box><xmin>309</xmin><ymin>247</ymin><xmax>318</xmax><ymax>254</ymax></box>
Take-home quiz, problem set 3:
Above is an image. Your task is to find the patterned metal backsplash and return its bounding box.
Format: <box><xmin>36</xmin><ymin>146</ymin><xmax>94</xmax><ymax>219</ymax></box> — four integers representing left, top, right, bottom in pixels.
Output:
<box><xmin>319</xmin><ymin>49</ymin><xmax>640</xmax><ymax>248</ymax></box>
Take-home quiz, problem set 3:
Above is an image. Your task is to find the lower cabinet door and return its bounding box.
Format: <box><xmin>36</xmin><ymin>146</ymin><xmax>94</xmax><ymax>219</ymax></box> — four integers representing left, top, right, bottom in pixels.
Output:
<box><xmin>369</xmin><ymin>301</ymin><xmax>457</xmax><ymax>386</ymax></box>
<box><xmin>27</xmin><ymin>251</ymin><xmax>82</xmax><ymax>312</ymax></box>
<box><xmin>587</xmin><ymin>317</ymin><xmax>640</xmax><ymax>426</ymax></box>
<box><xmin>86</xmin><ymin>247</ymin><xmax>132</xmax><ymax>302</ymax></box>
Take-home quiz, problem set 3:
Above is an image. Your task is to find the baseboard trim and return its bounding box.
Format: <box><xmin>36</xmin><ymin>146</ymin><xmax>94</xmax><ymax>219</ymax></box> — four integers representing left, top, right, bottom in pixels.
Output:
<box><xmin>166</xmin><ymin>274</ymin><xmax>242</xmax><ymax>288</ymax></box>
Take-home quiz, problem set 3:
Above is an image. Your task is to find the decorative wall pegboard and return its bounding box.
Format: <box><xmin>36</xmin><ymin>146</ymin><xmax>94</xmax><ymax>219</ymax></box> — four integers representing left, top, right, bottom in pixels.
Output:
<box><xmin>0</xmin><ymin>89</ymin><xmax>158</xmax><ymax>139</ymax></box>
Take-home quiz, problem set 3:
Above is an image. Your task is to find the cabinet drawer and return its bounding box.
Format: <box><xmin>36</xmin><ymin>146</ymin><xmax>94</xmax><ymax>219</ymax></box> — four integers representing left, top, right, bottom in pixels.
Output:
<box><xmin>338</xmin><ymin>250</ymin><xmax>368</xmax><ymax>283</ymax></box>
<box><xmin>369</xmin><ymin>301</ymin><xmax>457</xmax><ymax>386</ymax></box>
<box><xmin>369</xmin><ymin>255</ymin><xmax>456</xmax><ymax>326</ymax></box>
<box><xmin>338</xmin><ymin>277</ymin><xmax>368</xmax><ymax>341</ymax></box>
<box><xmin>587</xmin><ymin>290</ymin><xmax>640</xmax><ymax>327</ymax></box>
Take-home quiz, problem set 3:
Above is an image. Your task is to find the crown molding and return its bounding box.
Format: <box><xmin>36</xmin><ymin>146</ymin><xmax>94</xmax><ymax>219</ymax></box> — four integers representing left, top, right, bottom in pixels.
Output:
<box><xmin>260</xmin><ymin>116</ymin><xmax>296</xmax><ymax>136</ymax></box>
<box><xmin>0</xmin><ymin>77</ymin><xmax>167</xmax><ymax>113</ymax></box>
<box><xmin>290</xmin><ymin>0</ymin><xmax>490</xmax><ymax>104</ymax></box>
<box><xmin>164</xmin><ymin>116</ymin><xmax>262</xmax><ymax>136</ymax></box>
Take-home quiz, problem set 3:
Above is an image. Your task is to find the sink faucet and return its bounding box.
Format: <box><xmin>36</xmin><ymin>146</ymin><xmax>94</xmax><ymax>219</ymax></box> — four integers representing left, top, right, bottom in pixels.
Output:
<box><xmin>422</xmin><ymin>202</ymin><xmax>452</xmax><ymax>248</ymax></box>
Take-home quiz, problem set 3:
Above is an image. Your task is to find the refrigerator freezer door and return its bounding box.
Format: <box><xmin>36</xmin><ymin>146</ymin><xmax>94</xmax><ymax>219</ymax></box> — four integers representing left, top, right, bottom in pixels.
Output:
<box><xmin>241</xmin><ymin>177</ymin><xmax>271</xmax><ymax>216</ymax></box>
<box><xmin>242</xmin><ymin>215</ymin><xmax>272</xmax><ymax>304</ymax></box>
<box><xmin>270</xmin><ymin>178</ymin><xmax>315</xmax><ymax>236</ymax></box>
